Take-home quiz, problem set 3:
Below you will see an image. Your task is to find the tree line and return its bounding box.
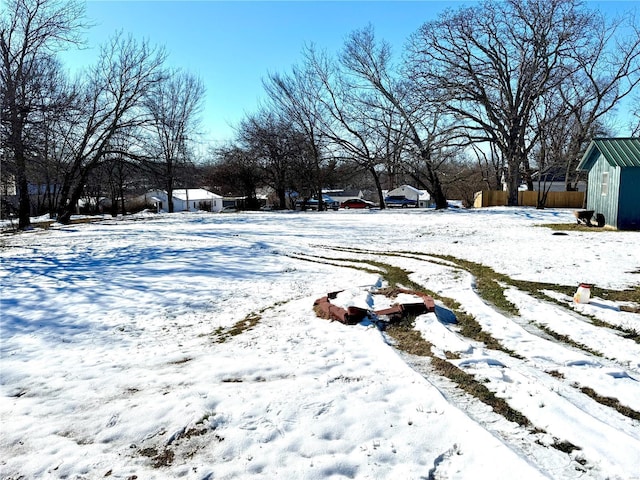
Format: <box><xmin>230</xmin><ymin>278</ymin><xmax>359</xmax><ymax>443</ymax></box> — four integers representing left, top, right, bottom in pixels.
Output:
<box><xmin>223</xmin><ymin>0</ymin><xmax>639</xmax><ymax>211</ymax></box>
<box><xmin>1</xmin><ymin>0</ymin><xmax>205</xmax><ymax>228</ymax></box>
<box><xmin>2</xmin><ymin>0</ymin><xmax>639</xmax><ymax>229</ymax></box>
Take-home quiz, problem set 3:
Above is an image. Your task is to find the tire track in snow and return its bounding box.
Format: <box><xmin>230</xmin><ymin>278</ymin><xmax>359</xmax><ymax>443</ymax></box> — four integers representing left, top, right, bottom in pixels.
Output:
<box><xmin>342</xmin><ymin>251</ymin><xmax>640</xmax><ymax>478</ymax></box>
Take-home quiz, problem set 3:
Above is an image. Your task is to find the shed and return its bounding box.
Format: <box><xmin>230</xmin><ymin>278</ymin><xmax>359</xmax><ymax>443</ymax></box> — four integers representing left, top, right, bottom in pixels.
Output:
<box><xmin>576</xmin><ymin>138</ymin><xmax>640</xmax><ymax>230</ymax></box>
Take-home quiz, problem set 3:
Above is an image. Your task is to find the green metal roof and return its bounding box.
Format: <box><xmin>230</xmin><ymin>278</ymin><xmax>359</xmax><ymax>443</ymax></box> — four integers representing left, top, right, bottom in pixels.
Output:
<box><xmin>577</xmin><ymin>137</ymin><xmax>640</xmax><ymax>170</ymax></box>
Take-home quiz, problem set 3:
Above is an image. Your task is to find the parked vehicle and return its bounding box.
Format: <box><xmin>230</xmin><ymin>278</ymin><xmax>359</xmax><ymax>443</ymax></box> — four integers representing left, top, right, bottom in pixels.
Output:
<box><xmin>384</xmin><ymin>195</ymin><xmax>417</xmax><ymax>208</ymax></box>
<box><xmin>341</xmin><ymin>198</ymin><xmax>376</xmax><ymax>209</ymax></box>
<box><xmin>295</xmin><ymin>195</ymin><xmax>340</xmax><ymax>211</ymax></box>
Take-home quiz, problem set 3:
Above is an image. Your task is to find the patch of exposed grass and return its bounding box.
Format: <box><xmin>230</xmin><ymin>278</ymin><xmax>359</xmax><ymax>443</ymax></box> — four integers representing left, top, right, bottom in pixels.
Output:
<box><xmin>601</xmin><ymin>285</ymin><xmax>640</xmax><ymax>304</ymax></box>
<box><xmin>551</xmin><ymin>440</ymin><xmax>582</xmax><ymax>454</ymax></box>
<box><xmin>539</xmin><ymin>223</ymin><xmax>609</xmax><ymax>232</ymax></box>
<box><xmin>213</xmin><ymin>312</ymin><xmax>261</xmax><ymax>343</ymax></box>
<box><xmin>579</xmin><ymin>386</ymin><xmax>640</xmax><ymax>421</ymax></box>
<box><xmin>364</xmin><ymin>260</ymin><xmax>425</xmax><ymax>292</ymax></box>
<box><xmin>385</xmin><ymin>319</ymin><xmax>530</xmax><ymax>427</ymax></box>
<box><xmin>534</xmin><ymin>322</ymin><xmax>603</xmax><ymax>357</ymax></box>
<box><xmin>428</xmin><ymin>254</ymin><xmax>519</xmax><ymax>316</ymax></box>
<box><xmin>430</xmin><ymin>356</ymin><xmax>530</xmax><ymax>427</ymax></box>
<box><xmin>227</xmin><ymin>312</ymin><xmax>261</xmax><ymax>336</ymax></box>
<box><xmin>512</xmin><ymin>279</ymin><xmax>575</xmax><ymax>299</ymax></box>
<box><xmin>620</xmin><ymin>304</ymin><xmax>640</xmax><ymax>314</ymax></box>
<box><xmin>169</xmin><ymin>357</ymin><xmax>192</xmax><ymax>365</ymax></box>
<box><xmin>588</xmin><ymin>316</ymin><xmax>640</xmax><ymax>344</ymax></box>
<box><xmin>139</xmin><ymin>447</ymin><xmax>175</xmax><ymax>468</ymax></box>
<box><xmin>386</xmin><ymin>318</ymin><xmax>434</xmax><ymax>357</ymax></box>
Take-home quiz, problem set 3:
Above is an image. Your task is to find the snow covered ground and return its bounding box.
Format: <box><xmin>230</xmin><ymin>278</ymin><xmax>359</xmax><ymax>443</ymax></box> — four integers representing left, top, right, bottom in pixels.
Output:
<box><xmin>1</xmin><ymin>207</ymin><xmax>639</xmax><ymax>480</ymax></box>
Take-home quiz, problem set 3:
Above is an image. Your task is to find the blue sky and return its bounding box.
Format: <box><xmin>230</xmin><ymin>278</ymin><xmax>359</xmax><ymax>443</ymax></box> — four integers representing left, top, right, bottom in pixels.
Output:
<box><xmin>62</xmin><ymin>1</ymin><xmax>637</xmax><ymax>148</ymax></box>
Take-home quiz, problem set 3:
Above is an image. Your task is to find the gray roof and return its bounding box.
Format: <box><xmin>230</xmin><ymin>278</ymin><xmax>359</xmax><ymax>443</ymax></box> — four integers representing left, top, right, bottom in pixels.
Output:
<box><xmin>577</xmin><ymin>138</ymin><xmax>640</xmax><ymax>170</ymax></box>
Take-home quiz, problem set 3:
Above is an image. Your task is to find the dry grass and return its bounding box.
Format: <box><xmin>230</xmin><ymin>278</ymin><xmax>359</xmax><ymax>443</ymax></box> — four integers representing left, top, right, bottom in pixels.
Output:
<box><xmin>212</xmin><ymin>312</ymin><xmax>261</xmax><ymax>343</ymax></box>
<box><xmin>139</xmin><ymin>447</ymin><xmax>175</xmax><ymax>468</ymax></box>
<box><xmin>429</xmin><ymin>254</ymin><xmax>519</xmax><ymax>316</ymax></box>
<box><xmin>579</xmin><ymin>386</ymin><xmax>640</xmax><ymax>421</ymax></box>
<box><xmin>537</xmin><ymin>223</ymin><xmax>632</xmax><ymax>233</ymax></box>
<box><xmin>385</xmin><ymin>320</ymin><xmax>530</xmax><ymax>427</ymax></box>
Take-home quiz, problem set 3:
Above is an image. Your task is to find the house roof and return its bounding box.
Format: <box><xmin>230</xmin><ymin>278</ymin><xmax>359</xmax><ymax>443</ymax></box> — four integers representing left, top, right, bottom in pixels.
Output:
<box><xmin>323</xmin><ymin>189</ymin><xmax>363</xmax><ymax>198</ymax></box>
<box><xmin>387</xmin><ymin>185</ymin><xmax>422</xmax><ymax>197</ymax></box>
<box><xmin>172</xmin><ymin>189</ymin><xmax>222</xmax><ymax>200</ymax></box>
<box><xmin>577</xmin><ymin>138</ymin><xmax>640</xmax><ymax>171</ymax></box>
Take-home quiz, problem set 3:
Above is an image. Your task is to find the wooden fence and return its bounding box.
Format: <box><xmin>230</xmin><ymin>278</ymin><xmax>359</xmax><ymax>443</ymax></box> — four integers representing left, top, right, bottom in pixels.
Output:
<box><xmin>473</xmin><ymin>190</ymin><xmax>585</xmax><ymax>208</ymax></box>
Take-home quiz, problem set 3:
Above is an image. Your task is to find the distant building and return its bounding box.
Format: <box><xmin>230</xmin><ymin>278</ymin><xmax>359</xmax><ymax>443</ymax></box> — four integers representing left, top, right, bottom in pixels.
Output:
<box><xmin>527</xmin><ymin>168</ymin><xmax>587</xmax><ymax>193</ymax></box>
<box><xmin>146</xmin><ymin>189</ymin><xmax>223</xmax><ymax>213</ymax></box>
<box><xmin>576</xmin><ymin>137</ymin><xmax>640</xmax><ymax>230</ymax></box>
<box><xmin>385</xmin><ymin>185</ymin><xmax>431</xmax><ymax>208</ymax></box>
<box><xmin>322</xmin><ymin>189</ymin><xmax>364</xmax><ymax>204</ymax></box>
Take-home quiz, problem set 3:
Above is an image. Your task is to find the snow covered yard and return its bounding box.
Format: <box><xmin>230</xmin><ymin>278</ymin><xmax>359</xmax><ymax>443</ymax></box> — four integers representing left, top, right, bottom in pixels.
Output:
<box><xmin>1</xmin><ymin>207</ymin><xmax>639</xmax><ymax>479</ymax></box>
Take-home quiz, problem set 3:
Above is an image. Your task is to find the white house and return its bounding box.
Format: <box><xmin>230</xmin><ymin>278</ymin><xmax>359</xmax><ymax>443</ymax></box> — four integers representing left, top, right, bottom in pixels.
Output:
<box><xmin>417</xmin><ymin>190</ymin><xmax>431</xmax><ymax>208</ymax></box>
<box><xmin>146</xmin><ymin>189</ymin><xmax>223</xmax><ymax>213</ymax></box>
<box><xmin>386</xmin><ymin>185</ymin><xmax>431</xmax><ymax>208</ymax></box>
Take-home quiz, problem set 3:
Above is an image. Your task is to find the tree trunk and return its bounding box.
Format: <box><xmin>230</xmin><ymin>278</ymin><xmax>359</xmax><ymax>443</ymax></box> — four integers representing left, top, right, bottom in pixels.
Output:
<box><xmin>57</xmin><ymin>163</ymin><xmax>94</xmax><ymax>224</ymax></box>
<box><xmin>369</xmin><ymin>166</ymin><xmax>386</xmax><ymax>209</ymax></box>
<box><xmin>431</xmin><ymin>182</ymin><xmax>448</xmax><ymax>210</ymax></box>
<box><xmin>421</xmin><ymin>151</ymin><xmax>448</xmax><ymax>210</ymax></box>
<box><xmin>505</xmin><ymin>163</ymin><xmax>520</xmax><ymax>206</ymax></box>
<box><xmin>8</xmin><ymin>109</ymin><xmax>32</xmax><ymax>229</ymax></box>
<box><xmin>16</xmin><ymin>155</ymin><xmax>32</xmax><ymax>230</ymax></box>
<box><xmin>120</xmin><ymin>184</ymin><xmax>126</xmax><ymax>216</ymax></box>
<box><xmin>167</xmin><ymin>184</ymin><xmax>174</xmax><ymax>213</ymax></box>
<box><xmin>277</xmin><ymin>187</ymin><xmax>287</xmax><ymax>210</ymax></box>
<box><xmin>522</xmin><ymin>157</ymin><xmax>534</xmax><ymax>191</ymax></box>
<box><xmin>57</xmin><ymin>185</ymin><xmax>84</xmax><ymax>224</ymax></box>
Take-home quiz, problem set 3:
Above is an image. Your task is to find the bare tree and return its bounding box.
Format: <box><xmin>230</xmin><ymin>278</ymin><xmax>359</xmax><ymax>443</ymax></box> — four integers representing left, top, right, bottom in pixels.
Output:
<box><xmin>143</xmin><ymin>69</ymin><xmax>204</xmax><ymax>213</ymax></box>
<box><xmin>263</xmin><ymin>53</ymin><xmax>331</xmax><ymax>210</ymax></box>
<box><xmin>28</xmin><ymin>55</ymin><xmax>80</xmax><ymax>217</ymax></box>
<box><xmin>94</xmin><ymin>130</ymin><xmax>141</xmax><ymax>216</ymax></box>
<box><xmin>469</xmin><ymin>142</ymin><xmax>503</xmax><ymax>191</ymax></box>
<box><xmin>236</xmin><ymin>109</ymin><xmax>307</xmax><ymax>209</ymax></box>
<box><xmin>54</xmin><ymin>34</ymin><xmax>166</xmax><ymax>224</ymax></box>
<box><xmin>547</xmin><ymin>9</ymin><xmax>640</xmax><ymax>184</ymax></box>
<box><xmin>341</xmin><ymin>25</ymin><xmax>451</xmax><ymax>209</ymax></box>
<box><xmin>440</xmin><ymin>155</ymin><xmax>487</xmax><ymax>208</ymax></box>
<box><xmin>632</xmin><ymin>93</ymin><xmax>640</xmax><ymax>136</ymax></box>
<box><xmin>207</xmin><ymin>145</ymin><xmax>263</xmax><ymax>209</ymax></box>
<box><xmin>406</xmin><ymin>0</ymin><xmax>596</xmax><ymax>205</ymax></box>
<box><xmin>303</xmin><ymin>43</ymin><xmax>408</xmax><ymax>208</ymax></box>
<box><xmin>0</xmin><ymin>0</ymin><xmax>85</xmax><ymax>229</ymax></box>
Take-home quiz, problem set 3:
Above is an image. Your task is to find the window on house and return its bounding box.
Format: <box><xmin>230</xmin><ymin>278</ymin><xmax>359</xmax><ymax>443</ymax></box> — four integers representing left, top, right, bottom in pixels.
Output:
<box><xmin>601</xmin><ymin>172</ymin><xmax>609</xmax><ymax>196</ymax></box>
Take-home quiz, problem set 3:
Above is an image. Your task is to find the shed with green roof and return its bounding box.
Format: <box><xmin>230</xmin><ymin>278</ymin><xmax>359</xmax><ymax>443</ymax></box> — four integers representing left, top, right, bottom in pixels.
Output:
<box><xmin>576</xmin><ymin>138</ymin><xmax>640</xmax><ymax>230</ymax></box>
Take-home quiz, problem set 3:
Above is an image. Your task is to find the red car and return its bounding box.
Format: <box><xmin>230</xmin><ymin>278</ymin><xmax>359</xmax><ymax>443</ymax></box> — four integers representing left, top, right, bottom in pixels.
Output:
<box><xmin>340</xmin><ymin>198</ymin><xmax>376</xmax><ymax>209</ymax></box>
